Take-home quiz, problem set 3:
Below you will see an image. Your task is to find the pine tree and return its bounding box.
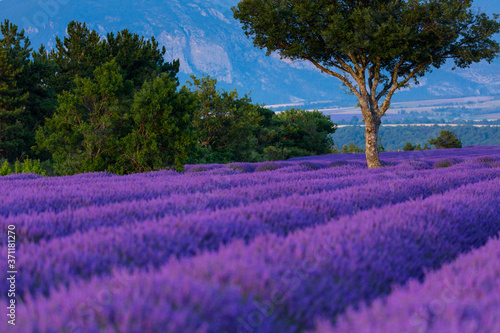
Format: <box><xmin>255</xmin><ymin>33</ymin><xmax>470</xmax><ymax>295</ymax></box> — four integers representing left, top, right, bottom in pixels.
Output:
<box><xmin>428</xmin><ymin>130</ymin><xmax>463</xmax><ymax>149</ymax></box>
<box><xmin>0</xmin><ymin>20</ymin><xmax>31</xmax><ymax>160</ymax></box>
<box><xmin>46</xmin><ymin>21</ymin><xmax>180</xmax><ymax>96</ymax></box>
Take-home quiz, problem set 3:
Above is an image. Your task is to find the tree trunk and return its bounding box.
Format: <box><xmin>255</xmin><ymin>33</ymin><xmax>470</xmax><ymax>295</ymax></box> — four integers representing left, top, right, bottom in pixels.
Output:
<box><xmin>364</xmin><ymin>116</ymin><xmax>382</xmax><ymax>168</ymax></box>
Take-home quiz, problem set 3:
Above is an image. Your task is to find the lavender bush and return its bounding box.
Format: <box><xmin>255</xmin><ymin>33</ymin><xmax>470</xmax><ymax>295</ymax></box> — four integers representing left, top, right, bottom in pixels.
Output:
<box><xmin>314</xmin><ymin>235</ymin><xmax>500</xmax><ymax>333</ymax></box>
<box><xmin>0</xmin><ymin>146</ymin><xmax>499</xmax><ymax>333</ymax></box>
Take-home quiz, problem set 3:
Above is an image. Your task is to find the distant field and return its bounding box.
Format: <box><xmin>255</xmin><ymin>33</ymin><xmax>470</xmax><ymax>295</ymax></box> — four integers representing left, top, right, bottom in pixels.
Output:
<box><xmin>267</xmin><ymin>96</ymin><xmax>500</xmax><ymax>118</ymax></box>
<box><xmin>1</xmin><ymin>147</ymin><xmax>500</xmax><ymax>332</ymax></box>
<box><xmin>332</xmin><ymin>124</ymin><xmax>500</xmax><ymax>150</ymax></box>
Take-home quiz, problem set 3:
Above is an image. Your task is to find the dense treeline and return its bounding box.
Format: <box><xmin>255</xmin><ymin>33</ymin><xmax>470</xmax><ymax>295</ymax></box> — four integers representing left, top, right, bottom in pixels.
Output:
<box><xmin>0</xmin><ymin>20</ymin><xmax>336</xmax><ymax>175</ymax></box>
<box><xmin>333</xmin><ymin>125</ymin><xmax>500</xmax><ymax>151</ymax></box>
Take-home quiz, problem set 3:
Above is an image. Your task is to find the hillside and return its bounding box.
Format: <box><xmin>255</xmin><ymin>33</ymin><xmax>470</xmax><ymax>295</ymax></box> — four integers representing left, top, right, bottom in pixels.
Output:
<box><xmin>1</xmin><ymin>146</ymin><xmax>500</xmax><ymax>332</ymax></box>
<box><xmin>0</xmin><ymin>0</ymin><xmax>499</xmax><ymax>104</ymax></box>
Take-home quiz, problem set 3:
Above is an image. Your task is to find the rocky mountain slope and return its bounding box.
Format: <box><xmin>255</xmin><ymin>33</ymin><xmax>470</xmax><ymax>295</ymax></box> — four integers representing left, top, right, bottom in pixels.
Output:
<box><xmin>0</xmin><ymin>0</ymin><xmax>498</xmax><ymax>104</ymax></box>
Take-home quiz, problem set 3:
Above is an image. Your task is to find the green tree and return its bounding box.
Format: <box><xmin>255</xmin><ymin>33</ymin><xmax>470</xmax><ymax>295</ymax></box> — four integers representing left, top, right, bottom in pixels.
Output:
<box><xmin>0</xmin><ymin>160</ymin><xmax>11</xmax><ymax>175</ymax></box>
<box><xmin>428</xmin><ymin>130</ymin><xmax>462</xmax><ymax>149</ymax></box>
<box><xmin>275</xmin><ymin>108</ymin><xmax>336</xmax><ymax>157</ymax></box>
<box><xmin>342</xmin><ymin>142</ymin><xmax>364</xmax><ymax>153</ymax></box>
<box><xmin>36</xmin><ymin>60</ymin><xmax>195</xmax><ymax>175</ymax></box>
<box><xmin>117</xmin><ymin>74</ymin><xmax>196</xmax><ymax>173</ymax></box>
<box><xmin>101</xmin><ymin>29</ymin><xmax>180</xmax><ymax>88</ymax></box>
<box><xmin>35</xmin><ymin>60</ymin><xmax>131</xmax><ymax>174</ymax></box>
<box><xmin>0</xmin><ymin>20</ymin><xmax>31</xmax><ymax>160</ymax></box>
<box><xmin>46</xmin><ymin>21</ymin><xmax>180</xmax><ymax>96</ymax></box>
<box><xmin>233</xmin><ymin>0</ymin><xmax>500</xmax><ymax>167</ymax></box>
<box><xmin>187</xmin><ymin>75</ymin><xmax>262</xmax><ymax>163</ymax></box>
<box><xmin>403</xmin><ymin>142</ymin><xmax>415</xmax><ymax>151</ymax></box>
<box><xmin>45</xmin><ymin>21</ymin><xmax>103</xmax><ymax>96</ymax></box>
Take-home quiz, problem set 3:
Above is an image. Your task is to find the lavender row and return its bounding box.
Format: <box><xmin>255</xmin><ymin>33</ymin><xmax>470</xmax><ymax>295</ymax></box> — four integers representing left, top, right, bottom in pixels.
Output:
<box><xmin>7</xmin><ymin>166</ymin><xmax>498</xmax><ymax>299</ymax></box>
<box><xmin>2</xmin><ymin>147</ymin><xmax>498</xmax><ymax>218</ymax></box>
<box><xmin>12</xmin><ymin>177</ymin><xmax>500</xmax><ymax>333</ymax></box>
<box><xmin>315</xmin><ymin>236</ymin><xmax>500</xmax><ymax>333</ymax></box>
<box><xmin>3</xmin><ymin>160</ymin><xmax>497</xmax><ymax>246</ymax></box>
<box><xmin>0</xmin><ymin>163</ymin><xmax>364</xmax><ymax>217</ymax></box>
<box><xmin>4</xmin><ymin>145</ymin><xmax>497</xmax><ymax>218</ymax></box>
<box><xmin>290</xmin><ymin>146</ymin><xmax>500</xmax><ymax>163</ymax></box>
<box><xmin>0</xmin><ymin>166</ymin><xmax>395</xmax><ymax>245</ymax></box>
<box><xmin>0</xmin><ymin>164</ymin><xmax>444</xmax><ymax>246</ymax></box>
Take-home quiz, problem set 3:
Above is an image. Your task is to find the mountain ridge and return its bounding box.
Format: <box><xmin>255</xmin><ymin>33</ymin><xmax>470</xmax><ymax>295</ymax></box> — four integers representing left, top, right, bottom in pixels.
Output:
<box><xmin>0</xmin><ymin>0</ymin><xmax>499</xmax><ymax>105</ymax></box>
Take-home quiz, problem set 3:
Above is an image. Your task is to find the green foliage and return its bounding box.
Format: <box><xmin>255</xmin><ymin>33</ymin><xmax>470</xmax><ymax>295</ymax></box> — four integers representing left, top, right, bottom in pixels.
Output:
<box><xmin>3</xmin><ymin>19</ymin><xmax>342</xmax><ymax>174</ymax></box>
<box><xmin>377</xmin><ymin>136</ymin><xmax>385</xmax><ymax>153</ymax></box>
<box><xmin>20</xmin><ymin>158</ymin><xmax>45</xmax><ymax>175</ymax></box>
<box><xmin>262</xmin><ymin>145</ymin><xmax>301</xmax><ymax>161</ymax></box>
<box><xmin>0</xmin><ymin>160</ymin><xmax>11</xmax><ymax>176</ymax></box>
<box><xmin>403</xmin><ymin>141</ymin><xmax>429</xmax><ymax>151</ymax></box>
<box><xmin>35</xmin><ymin>60</ymin><xmax>129</xmax><ymax>174</ymax></box>
<box><xmin>187</xmin><ymin>76</ymin><xmax>337</xmax><ymax>163</ymax></box>
<box><xmin>342</xmin><ymin>143</ymin><xmax>364</xmax><ymax>154</ymax></box>
<box><xmin>331</xmin><ymin>146</ymin><xmax>341</xmax><ymax>154</ymax></box>
<box><xmin>403</xmin><ymin>142</ymin><xmax>415</xmax><ymax>151</ymax></box>
<box><xmin>233</xmin><ymin>0</ymin><xmax>500</xmax><ymax>166</ymax></box>
<box><xmin>0</xmin><ymin>158</ymin><xmax>50</xmax><ymax>176</ymax></box>
<box><xmin>275</xmin><ymin>108</ymin><xmax>336</xmax><ymax>157</ymax></box>
<box><xmin>118</xmin><ymin>74</ymin><xmax>196</xmax><ymax>173</ymax></box>
<box><xmin>0</xmin><ymin>20</ymin><xmax>32</xmax><ymax>161</ymax></box>
<box><xmin>46</xmin><ymin>21</ymin><xmax>180</xmax><ymax>96</ymax></box>
<box><xmin>187</xmin><ymin>75</ymin><xmax>263</xmax><ymax>163</ymax></box>
<box><xmin>255</xmin><ymin>162</ymin><xmax>280</xmax><ymax>172</ymax></box>
<box><xmin>428</xmin><ymin>130</ymin><xmax>463</xmax><ymax>149</ymax></box>
<box><xmin>333</xmin><ymin>125</ymin><xmax>499</xmax><ymax>151</ymax></box>
<box><xmin>35</xmin><ymin>61</ymin><xmax>194</xmax><ymax>175</ymax></box>
<box><xmin>433</xmin><ymin>158</ymin><xmax>461</xmax><ymax>169</ymax></box>
<box><xmin>234</xmin><ymin>0</ymin><xmax>500</xmax><ymax>71</ymax></box>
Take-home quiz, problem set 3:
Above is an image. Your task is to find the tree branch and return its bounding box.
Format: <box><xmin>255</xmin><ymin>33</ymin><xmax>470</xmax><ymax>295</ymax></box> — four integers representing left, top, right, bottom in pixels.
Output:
<box><xmin>368</xmin><ymin>57</ymin><xmax>381</xmax><ymax>111</ymax></box>
<box><xmin>376</xmin><ymin>57</ymin><xmax>405</xmax><ymax>102</ymax></box>
<box><xmin>304</xmin><ymin>56</ymin><xmax>361</xmax><ymax>99</ymax></box>
<box><xmin>378</xmin><ymin>62</ymin><xmax>430</xmax><ymax>116</ymax></box>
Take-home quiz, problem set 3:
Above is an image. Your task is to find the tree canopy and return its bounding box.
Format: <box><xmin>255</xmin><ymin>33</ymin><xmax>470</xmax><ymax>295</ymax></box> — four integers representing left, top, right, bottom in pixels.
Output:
<box><xmin>428</xmin><ymin>129</ymin><xmax>462</xmax><ymax>149</ymax></box>
<box><xmin>2</xmin><ymin>19</ymin><xmax>339</xmax><ymax>175</ymax></box>
<box><xmin>0</xmin><ymin>20</ymin><xmax>32</xmax><ymax>160</ymax></box>
<box><xmin>35</xmin><ymin>60</ymin><xmax>196</xmax><ymax>175</ymax></box>
<box><xmin>45</xmin><ymin>21</ymin><xmax>180</xmax><ymax>96</ymax></box>
<box><xmin>233</xmin><ymin>0</ymin><xmax>500</xmax><ymax>167</ymax></box>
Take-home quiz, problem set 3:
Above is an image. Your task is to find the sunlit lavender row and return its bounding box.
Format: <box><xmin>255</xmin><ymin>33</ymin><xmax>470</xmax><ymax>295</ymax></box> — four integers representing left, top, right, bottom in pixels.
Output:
<box><xmin>11</xmin><ymin>177</ymin><xmax>500</xmax><ymax>332</ymax></box>
<box><xmin>1</xmin><ymin>146</ymin><xmax>498</xmax><ymax>217</ymax></box>
<box><xmin>315</xmin><ymin>235</ymin><xmax>500</xmax><ymax>333</ymax></box>
<box><xmin>1</xmin><ymin>146</ymin><xmax>499</xmax><ymax>333</ymax></box>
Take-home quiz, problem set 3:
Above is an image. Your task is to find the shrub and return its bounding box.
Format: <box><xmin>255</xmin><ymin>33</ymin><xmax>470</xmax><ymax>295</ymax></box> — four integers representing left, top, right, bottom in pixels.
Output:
<box><xmin>433</xmin><ymin>158</ymin><xmax>461</xmax><ymax>169</ymax></box>
<box><xmin>428</xmin><ymin>130</ymin><xmax>462</xmax><ymax>149</ymax></box>
<box><xmin>475</xmin><ymin>156</ymin><xmax>497</xmax><ymax>163</ymax></box>
<box><xmin>298</xmin><ymin>161</ymin><xmax>321</xmax><ymax>170</ymax></box>
<box><xmin>21</xmin><ymin>158</ymin><xmax>46</xmax><ymax>176</ymax></box>
<box><xmin>255</xmin><ymin>162</ymin><xmax>280</xmax><ymax>172</ymax></box>
<box><xmin>227</xmin><ymin>163</ymin><xmax>255</xmax><ymax>173</ymax></box>
<box><xmin>396</xmin><ymin>160</ymin><xmax>432</xmax><ymax>170</ymax></box>
<box><xmin>403</xmin><ymin>142</ymin><xmax>415</xmax><ymax>151</ymax></box>
<box><xmin>14</xmin><ymin>160</ymin><xmax>21</xmax><ymax>174</ymax></box>
<box><xmin>0</xmin><ymin>160</ymin><xmax>11</xmax><ymax>176</ymax></box>
<box><xmin>262</xmin><ymin>145</ymin><xmax>290</xmax><ymax>161</ymax></box>
<box><xmin>342</xmin><ymin>143</ymin><xmax>364</xmax><ymax>153</ymax></box>
<box><xmin>187</xmin><ymin>166</ymin><xmax>208</xmax><ymax>173</ymax></box>
<box><xmin>328</xmin><ymin>160</ymin><xmax>364</xmax><ymax>168</ymax></box>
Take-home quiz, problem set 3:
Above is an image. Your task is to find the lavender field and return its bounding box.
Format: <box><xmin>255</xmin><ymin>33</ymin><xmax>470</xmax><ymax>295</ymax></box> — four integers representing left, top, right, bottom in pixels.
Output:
<box><xmin>1</xmin><ymin>146</ymin><xmax>500</xmax><ymax>333</ymax></box>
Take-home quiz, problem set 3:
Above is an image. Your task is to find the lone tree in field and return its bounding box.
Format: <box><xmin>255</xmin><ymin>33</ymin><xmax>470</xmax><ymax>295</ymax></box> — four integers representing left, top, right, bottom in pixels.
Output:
<box><xmin>428</xmin><ymin>129</ymin><xmax>462</xmax><ymax>149</ymax></box>
<box><xmin>233</xmin><ymin>0</ymin><xmax>500</xmax><ymax>167</ymax></box>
